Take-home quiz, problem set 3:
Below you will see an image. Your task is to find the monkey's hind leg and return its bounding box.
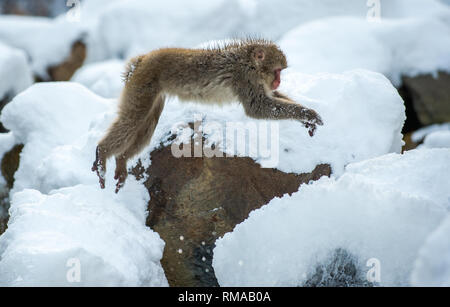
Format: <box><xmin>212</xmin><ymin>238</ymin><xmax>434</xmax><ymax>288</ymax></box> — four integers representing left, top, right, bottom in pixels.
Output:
<box><xmin>92</xmin><ymin>85</ymin><xmax>163</xmax><ymax>190</ymax></box>
<box><xmin>113</xmin><ymin>95</ymin><xmax>165</xmax><ymax>193</ymax></box>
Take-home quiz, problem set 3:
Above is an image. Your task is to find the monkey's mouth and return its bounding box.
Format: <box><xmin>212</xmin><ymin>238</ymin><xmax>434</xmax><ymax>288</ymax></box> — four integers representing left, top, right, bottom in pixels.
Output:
<box><xmin>272</xmin><ymin>69</ymin><xmax>281</xmax><ymax>90</ymax></box>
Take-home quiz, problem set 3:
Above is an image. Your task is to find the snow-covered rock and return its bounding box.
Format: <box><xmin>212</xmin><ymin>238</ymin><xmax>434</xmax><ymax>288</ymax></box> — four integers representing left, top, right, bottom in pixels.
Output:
<box><xmin>0</xmin><ymin>184</ymin><xmax>167</xmax><ymax>286</ymax></box>
<box><xmin>0</xmin><ymin>83</ymin><xmax>167</xmax><ymax>286</ymax></box>
<box><xmin>0</xmin><ymin>42</ymin><xmax>33</xmax><ymax>100</ymax></box>
<box><xmin>84</xmin><ymin>0</ymin><xmax>227</xmax><ymax>61</ymax></box>
<box><xmin>411</xmin><ymin>214</ymin><xmax>450</xmax><ymax>287</ymax></box>
<box><xmin>71</xmin><ymin>59</ymin><xmax>125</xmax><ymax>98</ymax></box>
<box><xmin>0</xmin><ymin>15</ymin><xmax>83</xmax><ymax>78</ymax></box>
<box><xmin>412</xmin><ymin>123</ymin><xmax>450</xmax><ymax>143</ymax></box>
<box><xmin>213</xmin><ymin>148</ymin><xmax>450</xmax><ymax>287</ymax></box>
<box><xmin>279</xmin><ymin>12</ymin><xmax>450</xmax><ymax>86</ymax></box>
<box><xmin>420</xmin><ymin>130</ymin><xmax>450</xmax><ymax>149</ymax></box>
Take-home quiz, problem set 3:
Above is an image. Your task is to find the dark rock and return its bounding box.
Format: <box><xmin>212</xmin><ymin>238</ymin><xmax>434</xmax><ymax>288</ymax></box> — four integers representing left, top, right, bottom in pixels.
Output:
<box><xmin>398</xmin><ymin>83</ymin><xmax>423</xmax><ymax>134</ymax></box>
<box><xmin>0</xmin><ymin>93</ymin><xmax>12</xmax><ymax>133</ymax></box>
<box><xmin>402</xmin><ymin>132</ymin><xmax>420</xmax><ymax>153</ymax></box>
<box><xmin>133</xmin><ymin>137</ymin><xmax>331</xmax><ymax>287</ymax></box>
<box><xmin>1</xmin><ymin>144</ymin><xmax>23</xmax><ymax>190</ymax></box>
<box><xmin>402</xmin><ymin>71</ymin><xmax>450</xmax><ymax>127</ymax></box>
<box><xmin>0</xmin><ymin>144</ymin><xmax>23</xmax><ymax>236</ymax></box>
<box><xmin>0</xmin><ymin>0</ymin><xmax>68</xmax><ymax>17</ymax></box>
<box><xmin>0</xmin><ymin>187</ymin><xmax>8</xmax><ymax>236</ymax></box>
<box><xmin>47</xmin><ymin>40</ymin><xmax>87</xmax><ymax>82</ymax></box>
<box><xmin>304</xmin><ymin>248</ymin><xmax>373</xmax><ymax>287</ymax></box>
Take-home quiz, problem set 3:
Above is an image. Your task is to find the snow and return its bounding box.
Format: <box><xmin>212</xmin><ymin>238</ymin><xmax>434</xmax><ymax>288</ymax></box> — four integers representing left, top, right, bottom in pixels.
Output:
<box><xmin>0</xmin><ymin>0</ymin><xmax>448</xmax><ymax>82</ymax></box>
<box><xmin>411</xmin><ymin>214</ymin><xmax>450</xmax><ymax>286</ymax></box>
<box><xmin>411</xmin><ymin>123</ymin><xmax>450</xmax><ymax>149</ymax></box>
<box><xmin>412</xmin><ymin>123</ymin><xmax>450</xmax><ymax>143</ymax></box>
<box><xmin>279</xmin><ymin>13</ymin><xmax>450</xmax><ymax>85</ymax></box>
<box><xmin>0</xmin><ymin>42</ymin><xmax>33</xmax><ymax>99</ymax></box>
<box><xmin>0</xmin><ymin>15</ymin><xmax>83</xmax><ymax>79</ymax></box>
<box><xmin>420</xmin><ymin>131</ymin><xmax>450</xmax><ymax>149</ymax></box>
<box><xmin>0</xmin><ymin>185</ymin><xmax>167</xmax><ymax>286</ymax></box>
<box><xmin>83</xmin><ymin>0</ymin><xmax>227</xmax><ymax>62</ymax></box>
<box><xmin>71</xmin><ymin>59</ymin><xmax>125</xmax><ymax>98</ymax></box>
<box><xmin>0</xmin><ymin>83</ymin><xmax>168</xmax><ymax>286</ymax></box>
<box><xmin>213</xmin><ymin>149</ymin><xmax>450</xmax><ymax>287</ymax></box>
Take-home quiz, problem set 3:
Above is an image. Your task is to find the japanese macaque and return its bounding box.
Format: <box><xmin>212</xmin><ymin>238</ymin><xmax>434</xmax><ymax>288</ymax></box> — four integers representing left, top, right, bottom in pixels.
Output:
<box><xmin>92</xmin><ymin>39</ymin><xmax>323</xmax><ymax>193</ymax></box>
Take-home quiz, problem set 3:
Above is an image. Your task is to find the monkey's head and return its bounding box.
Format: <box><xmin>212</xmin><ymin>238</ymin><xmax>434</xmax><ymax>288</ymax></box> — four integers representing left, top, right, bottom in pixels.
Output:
<box><xmin>251</xmin><ymin>44</ymin><xmax>288</xmax><ymax>91</ymax></box>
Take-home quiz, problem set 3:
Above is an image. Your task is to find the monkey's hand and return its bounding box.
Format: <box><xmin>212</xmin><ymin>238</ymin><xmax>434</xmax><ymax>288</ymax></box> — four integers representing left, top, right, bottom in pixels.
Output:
<box><xmin>91</xmin><ymin>146</ymin><xmax>106</xmax><ymax>189</ymax></box>
<box><xmin>298</xmin><ymin>108</ymin><xmax>323</xmax><ymax>137</ymax></box>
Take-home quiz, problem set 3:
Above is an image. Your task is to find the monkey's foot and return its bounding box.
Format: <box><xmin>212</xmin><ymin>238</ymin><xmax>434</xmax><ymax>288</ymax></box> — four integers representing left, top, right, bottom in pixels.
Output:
<box><xmin>92</xmin><ymin>146</ymin><xmax>106</xmax><ymax>189</ymax></box>
<box><xmin>114</xmin><ymin>159</ymin><xmax>128</xmax><ymax>194</ymax></box>
<box><xmin>114</xmin><ymin>170</ymin><xmax>127</xmax><ymax>194</ymax></box>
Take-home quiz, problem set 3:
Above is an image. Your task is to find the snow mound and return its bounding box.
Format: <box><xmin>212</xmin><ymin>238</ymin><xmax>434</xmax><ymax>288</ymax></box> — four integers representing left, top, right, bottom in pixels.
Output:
<box><xmin>213</xmin><ymin>149</ymin><xmax>450</xmax><ymax>286</ymax></box>
<box><xmin>0</xmin><ymin>185</ymin><xmax>167</xmax><ymax>286</ymax></box>
<box><xmin>86</xmin><ymin>0</ymin><xmax>448</xmax><ymax>61</ymax></box>
<box><xmin>0</xmin><ymin>42</ymin><xmax>33</xmax><ymax>99</ymax></box>
<box><xmin>0</xmin><ymin>15</ymin><xmax>83</xmax><ymax>78</ymax></box>
<box><xmin>1</xmin><ymin>83</ymin><xmax>111</xmax><ymax>194</ymax></box>
<box><xmin>71</xmin><ymin>59</ymin><xmax>125</xmax><ymax>98</ymax></box>
<box><xmin>412</xmin><ymin>123</ymin><xmax>450</xmax><ymax>143</ymax></box>
<box><xmin>0</xmin><ymin>83</ymin><xmax>167</xmax><ymax>286</ymax></box>
<box><xmin>279</xmin><ymin>12</ymin><xmax>450</xmax><ymax>85</ymax></box>
<box><xmin>411</xmin><ymin>214</ymin><xmax>450</xmax><ymax>286</ymax></box>
<box><xmin>87</xmin><ymin>0</ymin><xmax>226</xmax><ymax>60</ymax></box>
<box><xmin>412</xmin><ymin>124</ymin><xmax>450</xmax><ymax>149</ymax></box>
<box><xmin>0</xmin><ymin>132</ymin><xmax>16</xmax><ymax>187</ymax></box>
<box><xmin>420</xmin><ymin>131</ymin><xmax>450</xmax><ymax>149</ymax></box>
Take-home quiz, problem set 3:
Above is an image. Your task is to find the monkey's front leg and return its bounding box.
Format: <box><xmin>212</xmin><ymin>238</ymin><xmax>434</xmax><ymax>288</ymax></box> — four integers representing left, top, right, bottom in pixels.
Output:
<box><xmin>246</xmin><ymin>94</ymin><xmax>323</xmax><ymax>136</ymax></box>
<box><xmin>272</xmin><ymin>91</ymin><xmax>322</xmax><ymax>135</ymax></box>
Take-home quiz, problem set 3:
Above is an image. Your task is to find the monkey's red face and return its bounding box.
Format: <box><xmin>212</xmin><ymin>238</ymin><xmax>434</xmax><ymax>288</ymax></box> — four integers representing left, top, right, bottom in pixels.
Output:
<box><xmin>272</xmin><ymin>69</ymin><xmax>281</xmax><ymax>90</ymax></box>
<box><xmin>252</xmin><ymin>44</ymin><xmax>287</xmax><ymax>91</ymax></box>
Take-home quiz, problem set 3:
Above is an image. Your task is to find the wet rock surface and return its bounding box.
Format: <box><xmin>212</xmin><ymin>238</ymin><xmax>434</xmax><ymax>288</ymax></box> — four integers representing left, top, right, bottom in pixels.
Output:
<box><xmin>304</xmin><ymin>248</ymin><xmax>373</xmax><ymax>287</ymax></box>
<box><xmin>401</xmin><ymin>71</ymin><xmax>450</xmax><ymax>128</ymax></box>
<box><xmin>0</xmin><ymin>94</ymin><xmax>11</xmax><ymax>133</ymax></box>
<box><xmin>0</xmin><ymin>0</ymin><xmax>67</xmax><ymax>17</ymax></box>
<box><xmin>0</xmin><ymin>144</ymin><xmax>22</xmax><ymax>236</ymax></box>
<box><xmin>1</xmin><ymin>144</ymin><xmax>23</xmax><ymax>190</ymax></box>
<box><xmin>47</xmin><ymin>40</ymin><xmax>87</xmax><ymax>82</ymax></box>
<box><xmin>134</xmin><ymin>141</ymin><xmax>332</xmax><ymax>287</ymax></box>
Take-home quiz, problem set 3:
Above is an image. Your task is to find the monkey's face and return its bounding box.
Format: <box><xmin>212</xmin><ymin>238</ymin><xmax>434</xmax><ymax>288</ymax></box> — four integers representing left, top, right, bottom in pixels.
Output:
<box><xmin>253</xmin><ymin>45</ymin><xmax>288</xmax><ymax>91</ymax></box>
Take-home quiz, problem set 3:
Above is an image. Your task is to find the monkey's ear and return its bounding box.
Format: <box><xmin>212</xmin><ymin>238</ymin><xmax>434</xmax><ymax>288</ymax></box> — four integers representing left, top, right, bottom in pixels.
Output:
<box><xmin>253</xmin><ymin>48</ymin><xmax>265</xmax><ymax>63</ymax></box>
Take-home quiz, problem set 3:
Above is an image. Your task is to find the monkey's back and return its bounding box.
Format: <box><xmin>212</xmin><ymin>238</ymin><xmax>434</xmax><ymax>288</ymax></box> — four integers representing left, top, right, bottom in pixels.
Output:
<box><xmin>132</xmin><ymin>48</ymin><xmax>238</xmax><ymax>104</ymax></box>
